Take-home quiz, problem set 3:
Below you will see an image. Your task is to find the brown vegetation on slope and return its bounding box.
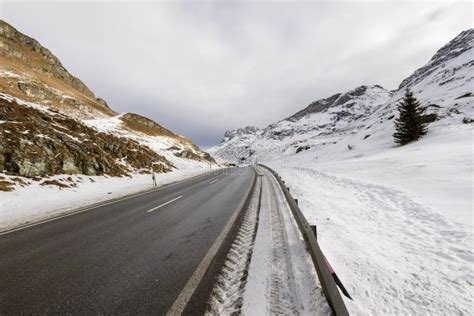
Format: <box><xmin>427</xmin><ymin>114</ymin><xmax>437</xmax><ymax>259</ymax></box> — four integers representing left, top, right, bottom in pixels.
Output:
<box><xmin>120</xmin><ymin>113</ymin><xmax>182</xmax><ymax>139</ymax></box>
<box><xmin>0</xmin><ymin>19</ymin><xmax>217</xmax><ymax>168</ymax></box>
<box><xmin>120</xmin><ymin>113</ymin><xmax>217</xmax><ymax>164</ymax></box>
<box><xmin>0</xmin><ymin>97</ymin><xmax>174</xmax><ymax>178</ymax></box>
<box><xmin>0</xmin><ymin>20</ymin><xmax>115</xmax><ymax>118</ymax></box>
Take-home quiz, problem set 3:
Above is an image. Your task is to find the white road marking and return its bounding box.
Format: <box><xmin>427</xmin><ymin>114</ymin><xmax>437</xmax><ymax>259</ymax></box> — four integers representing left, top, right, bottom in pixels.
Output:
<box><xmin>209</xmin><ymin>179</ymin><xmax>219</xmax><ymax>184</ymax></box>
<box><xmin>0</xmin><ymin>170</ymin><xmax>224</xmax><ymax>236</ymax></box>
<box><xmin>146</xmin><ymin>196</ymin><xmax>183</xmax><ymax>213</ymax></box>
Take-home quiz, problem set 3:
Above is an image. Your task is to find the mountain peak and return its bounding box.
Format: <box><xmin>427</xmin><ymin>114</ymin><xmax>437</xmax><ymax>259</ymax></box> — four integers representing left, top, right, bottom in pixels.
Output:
<box><xmin>0</xmin><ymin>20</ymin><xmax>64</xmax><ymax>73</ymax></box>
<box><xmin>399</xmin><ymin>28</ymin><xmax>473</xmax><ymax>90</ymax></box>
<box><xmin>221</xmin><ymin>126</ymin><xmax>260</xmax><ymax>143</ymax></box>
<box><xmin>286</xmin><ymin>84</ymin><xmax>389</xmax><ymax>122</ymax></box>
<box><xmin>0</xmin><ymin>19</ymin><xmax>113</xmax><ymax>117</ymax></box>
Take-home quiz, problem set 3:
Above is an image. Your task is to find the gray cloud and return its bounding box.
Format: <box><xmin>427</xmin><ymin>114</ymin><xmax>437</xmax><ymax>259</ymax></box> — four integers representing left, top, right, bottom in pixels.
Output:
<box><xmin>1</xmin><ymin>1</ymin><xmax>471</xmax><ymax>146</ymax></box>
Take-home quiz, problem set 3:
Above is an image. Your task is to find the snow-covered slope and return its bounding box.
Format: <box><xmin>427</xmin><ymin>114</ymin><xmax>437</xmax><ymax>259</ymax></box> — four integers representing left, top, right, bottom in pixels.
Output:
<box><xmin>210</xmin><ymin>29</ymin><xmax>474</xmax><ymax>314</ymax></box>
<box><xmin>211</xmin><ymin>85</ymin><xmax>393</xmax><ymax>163</ymax></box>
<box><xmin>211</xmin><ymin>29</ymin><xmax>473</xmax><ymax>165</ymax></box>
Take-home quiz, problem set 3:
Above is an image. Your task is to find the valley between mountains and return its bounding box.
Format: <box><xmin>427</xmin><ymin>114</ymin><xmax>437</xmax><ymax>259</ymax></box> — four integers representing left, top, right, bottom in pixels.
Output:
<box><xmin>0</xmin><ymin>17</ymin><xmax>472</xmax><ymax>316</ymax></box>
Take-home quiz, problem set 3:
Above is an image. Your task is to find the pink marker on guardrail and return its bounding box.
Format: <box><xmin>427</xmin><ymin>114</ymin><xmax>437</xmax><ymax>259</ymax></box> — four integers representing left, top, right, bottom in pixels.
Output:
<box><xmin>324</xmin><ymin>256</ymin><xmax>353</xmax><ymax>300</ymax></box>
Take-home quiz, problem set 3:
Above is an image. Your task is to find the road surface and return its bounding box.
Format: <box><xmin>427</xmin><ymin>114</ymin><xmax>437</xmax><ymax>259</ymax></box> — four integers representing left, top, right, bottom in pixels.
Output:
<box><xmin>0</xmin><ymin>167</ymin><xmax>254</xmax><ymax>314</ymax></box>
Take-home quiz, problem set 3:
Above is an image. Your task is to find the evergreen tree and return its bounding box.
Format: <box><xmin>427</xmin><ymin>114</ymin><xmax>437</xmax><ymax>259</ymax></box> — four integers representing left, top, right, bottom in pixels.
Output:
<box><xmin>393</xmin><ymin>88</ymin><xmax>427</xmax><ymax>145</ymax></box>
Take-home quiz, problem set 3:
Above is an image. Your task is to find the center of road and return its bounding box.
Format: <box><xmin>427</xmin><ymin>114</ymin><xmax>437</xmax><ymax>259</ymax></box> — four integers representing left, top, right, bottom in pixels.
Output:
<box><xmin>146</xmin><ymin>196</ymin><xmax>183</xmax><ymax>213</ymax></box>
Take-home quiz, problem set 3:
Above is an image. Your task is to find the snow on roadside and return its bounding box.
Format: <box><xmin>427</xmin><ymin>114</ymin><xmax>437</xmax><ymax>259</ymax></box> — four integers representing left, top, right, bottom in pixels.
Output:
<box><xmin>267</xmin><ymin>126</ymin><xmax>474</xmax><ymax>315</ymax></box>
<box><xmin>0</xmin><ymin>165</ymin><xmax>216</xmax><ymax>232</ymax></box>
<box><xmin>208</xmin><ymin>166</ymin><xmax>331</xmax><ymax>315</ymax></box>
<box><xmin>273</xmin><ymin>165</ymin><xmax>472</xmax><ymax>315</ymax></box>
<box><xmin>245</xmin><ymin>167</ymin><xmax>330</xmax><ymax>315</ymax></box>
<box><xmin>311</xmin><ymin>126</ymin><xmax>473</xmax><ymax>225</ymax></box>
<box><xmin>273</xmin><ymin>124</ymin><xmax>473</xmax><ymax>225</ymax></box>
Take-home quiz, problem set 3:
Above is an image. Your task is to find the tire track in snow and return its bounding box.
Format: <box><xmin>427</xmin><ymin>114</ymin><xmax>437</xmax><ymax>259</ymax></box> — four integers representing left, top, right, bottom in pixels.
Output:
<box><xmin>205</xmin><ymin>177</ymin><xmax>262</xmax><ymax>315</ymax></box>
<box><xmin>207</xmin><ymin>167</ymin><xmax>331</xmax><ymax>315</ymax></box>
<box><xmin>266</xmin><ymin>174</ymin><xmax>299</xmax><ymax>315</ymax></box>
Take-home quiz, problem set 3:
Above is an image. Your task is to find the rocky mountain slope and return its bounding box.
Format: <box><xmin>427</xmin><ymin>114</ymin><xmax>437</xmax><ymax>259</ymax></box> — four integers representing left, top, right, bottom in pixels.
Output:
<box><xmin>0</xmin><ymin>20</ymin><xmax>215</xmax><ymax>190</ymax></box>
<box><xmin>0</xmin><ymin>20</ymin><xmax>114</xmax><ymax>118</ymax></box>
<box><xmin>210</xmin><ymin>29</ymin><xmax>473</xmax><ymax>164</ymax></box>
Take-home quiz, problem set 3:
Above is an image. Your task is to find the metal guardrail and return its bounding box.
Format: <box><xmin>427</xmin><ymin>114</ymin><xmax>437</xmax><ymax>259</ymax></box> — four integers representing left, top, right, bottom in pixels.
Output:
<box><xmin>258</xmin><ymin>164</ymin><xmax>349</xmax><ymax>316</ymax></box>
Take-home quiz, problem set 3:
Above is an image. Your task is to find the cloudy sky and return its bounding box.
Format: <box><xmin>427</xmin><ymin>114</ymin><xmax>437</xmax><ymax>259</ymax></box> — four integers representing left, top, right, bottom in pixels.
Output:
<box><xmin>0</xmin><ymin>1</ymin><xmax>471</xmax><ymax>146</ymax></box>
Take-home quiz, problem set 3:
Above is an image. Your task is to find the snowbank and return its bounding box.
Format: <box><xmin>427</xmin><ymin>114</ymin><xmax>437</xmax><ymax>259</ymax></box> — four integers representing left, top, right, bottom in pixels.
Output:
<box><xmin>267</xmin><ymin>125</ymin><xmax>473</xmax><ymax>315</ymax></box>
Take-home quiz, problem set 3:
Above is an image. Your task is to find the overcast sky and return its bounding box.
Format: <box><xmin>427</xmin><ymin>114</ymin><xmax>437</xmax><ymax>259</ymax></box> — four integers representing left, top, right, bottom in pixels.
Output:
<box><xmin>0</xmin><ymin>1</ymin><xmax>472</xmax><ymax>146</ymax></box>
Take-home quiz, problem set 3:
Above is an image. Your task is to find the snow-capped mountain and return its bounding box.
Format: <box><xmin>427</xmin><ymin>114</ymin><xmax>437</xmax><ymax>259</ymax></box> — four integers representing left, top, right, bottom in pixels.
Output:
<box><xmin>210</xmin><ymin>29</ymin><xmax>474</xmax><ymax>315</ymax></box>
<box><xmin>399</xmin><ymin>29</ymin><xmax>473</xmax><ymax>92</ymax></box>
<box><xmin>210</xmin><ymin>29</ymin><xmax>473</xmax><ymax>164</ymax></box>
<box><xmin>0</xmin><ymin>20</ymin><xmax>216</xmax><ymax>185</ymax></box>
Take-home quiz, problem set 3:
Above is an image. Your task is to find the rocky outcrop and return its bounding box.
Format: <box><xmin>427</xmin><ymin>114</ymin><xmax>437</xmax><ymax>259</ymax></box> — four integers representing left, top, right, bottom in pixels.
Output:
<box><xmin>286</xmin><ymin>85</ymin><xmax>388</xmax><ymax>122</ymax></box>
<box><xmin>120</xmin><ymin>113</ymin><xmax>181</xmax><ymax>139</ymax></box>
<box><xmin>0</xmin><ymin>20</ymin><xmax>116</xmax><ymax>118</ymax></box>
<box><xmin>221</xmin><ymin>126</ymin><xmax>260</xmax><ymax>143</ymax></box>
<box><xmin>399</xmin><ymin>29</ymin><xmax>473</xmax><ymax>89</ymax></box>
<box><xmin>167</xmin><ymin>145</ymin><xmax>216</xmax><ymax>164</ymax></box>
<box><xmin>119</xmin><ymin>113</ymin><xmax>216</xmax><ymax>164</ymax></box>
<box><xmin>287</xmin><ymin>92</ymin><xmax>341</xmax><ymax>121</ymax></box>
<box><xmin>0</xmin><ymin>97</ymin><xmax>174</xmax><ymax>177</ymax></box>
<box><xmin>0</xmin><ymin>20</ymin><xmax>97</xmax><ymax>101</ymax></box>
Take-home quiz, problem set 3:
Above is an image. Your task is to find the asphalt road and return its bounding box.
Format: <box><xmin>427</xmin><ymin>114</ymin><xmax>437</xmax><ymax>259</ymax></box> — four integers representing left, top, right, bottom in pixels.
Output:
<box><xmin>0</xmin><ymin>167</ymin><xmax>254</xmax><ymax>315</ymax></box>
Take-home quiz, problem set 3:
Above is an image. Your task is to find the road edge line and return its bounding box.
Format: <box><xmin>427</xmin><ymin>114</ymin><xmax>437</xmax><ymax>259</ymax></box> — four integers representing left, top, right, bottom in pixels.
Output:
<box><xmin>167</xmin><ymin>167</ymin><xmax>257</xmax><ymax>316</ymax></box>
<box><xmin>146</xmin><ymin>196</ymin><xmax>183</xmax><ymax>213</ymax></box>
<box><xmin>0</xmin><ymin>169</ymin><xmax>226</xmax><ymax>236</ymax></box>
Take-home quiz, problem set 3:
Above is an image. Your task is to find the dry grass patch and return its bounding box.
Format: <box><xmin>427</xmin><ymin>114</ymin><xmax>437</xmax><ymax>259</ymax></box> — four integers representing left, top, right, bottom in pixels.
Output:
<box><xmin>120</xmin><ymin>113</ymin><xmax>181</xmax><ymax>139</ymax></box>
<box><xmin>10</xmin><ymin>177</ymin><xmax>29</xmax><ymax>187</ymax></box>
<box><xmin>40</xmin><ymin>179</ymin><xmax>70</xmax><ymax>189</ymax></box>
<box><xmin>0</xmin><ymin>180</ymin><xmax>15</xmax><ymax>191</ymax></box>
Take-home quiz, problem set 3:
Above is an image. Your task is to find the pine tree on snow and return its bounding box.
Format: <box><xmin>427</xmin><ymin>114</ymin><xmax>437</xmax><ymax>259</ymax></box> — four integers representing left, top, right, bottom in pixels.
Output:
<box><xmin>393</xmin><ymin>88</ymin><xmax>428</xmax><ymax>145</ymax></box>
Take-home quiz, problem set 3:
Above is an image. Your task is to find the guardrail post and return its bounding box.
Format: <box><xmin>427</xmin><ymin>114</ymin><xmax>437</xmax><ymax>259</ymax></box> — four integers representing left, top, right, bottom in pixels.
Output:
<box><xmin>294</xmin><ymin>198</ymin><xmax>298</xmax><ymax>205</ymax></box>
<box><xmin>310</xmin><ymin>225</ymin><xmax>317</xmax><ymax>240</ymax></box>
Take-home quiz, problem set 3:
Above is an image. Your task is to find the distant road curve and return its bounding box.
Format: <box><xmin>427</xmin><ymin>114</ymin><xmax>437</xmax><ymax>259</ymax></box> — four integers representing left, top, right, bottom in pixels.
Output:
<box><xmin>0</xmin><ymin>167</ymin><xmax>255</xmax><ymax>314</ymax></box>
